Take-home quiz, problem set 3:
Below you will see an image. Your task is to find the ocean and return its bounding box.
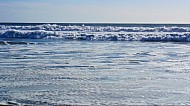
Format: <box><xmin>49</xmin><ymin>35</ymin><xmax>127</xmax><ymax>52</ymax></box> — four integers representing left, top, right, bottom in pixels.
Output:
<box><xmin>0</xmin><ymin>23</ymin><xmax>190</xmax><ymax>105</ymax></box>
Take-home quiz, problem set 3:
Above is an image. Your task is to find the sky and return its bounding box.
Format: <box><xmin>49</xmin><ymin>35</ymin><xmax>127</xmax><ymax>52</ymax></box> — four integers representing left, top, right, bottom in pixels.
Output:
<box><xmin>0</xmin><ymin>0</ymin><xmax>190</xmax><ymax>23</ymax></box>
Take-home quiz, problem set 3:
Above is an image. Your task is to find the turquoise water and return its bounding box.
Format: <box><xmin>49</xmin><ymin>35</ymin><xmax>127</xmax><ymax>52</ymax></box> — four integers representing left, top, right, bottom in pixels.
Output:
<box><xmin>0</xmin><ymin>39</ymin><xmax>190</xmax><ymax>105</ymax></box>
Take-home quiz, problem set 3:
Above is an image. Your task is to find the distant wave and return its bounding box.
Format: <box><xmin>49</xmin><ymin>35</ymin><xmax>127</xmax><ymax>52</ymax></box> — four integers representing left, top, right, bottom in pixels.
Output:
<box><xmin>0</xmin><ymin>24</ymin><xmax>190</xmax><ymax>42</ymax></box>
<box><xmin>0</xmin><ymin>24</ymin><xmax>190</xmax><ymax>32</ymax></box>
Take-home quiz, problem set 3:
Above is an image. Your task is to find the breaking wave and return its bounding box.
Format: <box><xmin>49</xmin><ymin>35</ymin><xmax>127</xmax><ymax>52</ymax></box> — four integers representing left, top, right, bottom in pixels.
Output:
<box><xmin>0</xmin><ymin>24</ymin><xmax>190</xmax><ymax>42</ymax></box>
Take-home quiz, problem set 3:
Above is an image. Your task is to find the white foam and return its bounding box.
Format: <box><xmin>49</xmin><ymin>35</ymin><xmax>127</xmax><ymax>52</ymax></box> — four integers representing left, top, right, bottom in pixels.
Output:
<box><xmin>0</xmin><ymin>24</ymin><xmax>190</xmax><ymax>32</ymax></box>
<box><xmin>0</xmin><ymin>24</ymin><xmax>190</xmax><ymax>42</ymax></box>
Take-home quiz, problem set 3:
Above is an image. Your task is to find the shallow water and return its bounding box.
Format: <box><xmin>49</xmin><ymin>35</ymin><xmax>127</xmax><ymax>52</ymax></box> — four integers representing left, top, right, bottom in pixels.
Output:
<box><xmin>0</xmin><ymin>39</ymin><xmax>190</xmax><ymax>105</ymax></box>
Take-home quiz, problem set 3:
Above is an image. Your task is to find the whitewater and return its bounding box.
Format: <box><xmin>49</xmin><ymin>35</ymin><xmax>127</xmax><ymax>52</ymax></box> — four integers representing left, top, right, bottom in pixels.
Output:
<box><xmin>0</xmin><ymin>23</ymin><xmax>190</xmax><ymax>105</ymax></box>
<box><xmin>0</xmin><ymin>23</ymin><xmax>190</xmax><ymax>41</ymax></box>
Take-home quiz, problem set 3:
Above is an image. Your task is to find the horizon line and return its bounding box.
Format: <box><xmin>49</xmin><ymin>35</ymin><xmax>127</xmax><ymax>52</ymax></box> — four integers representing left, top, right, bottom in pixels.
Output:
<box><xmin>0</xmin><ymin>22</ymin><xmax>190</xmax><ymax>25</ymax></box>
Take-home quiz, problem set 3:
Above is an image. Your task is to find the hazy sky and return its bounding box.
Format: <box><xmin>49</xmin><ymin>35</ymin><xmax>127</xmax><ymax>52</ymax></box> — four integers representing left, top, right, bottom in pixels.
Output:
<box><xmin>0</xmin><ymin>0</ymin><xmax>189</xmax><ymax>23</ymax></box>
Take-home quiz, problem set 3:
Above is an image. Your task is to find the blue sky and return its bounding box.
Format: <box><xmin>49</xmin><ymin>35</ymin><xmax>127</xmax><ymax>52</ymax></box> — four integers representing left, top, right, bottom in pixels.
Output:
<box><xmin>0</xmin><ymin>0</ymin><xmax>189</xmax><ymax>23</ymax></box>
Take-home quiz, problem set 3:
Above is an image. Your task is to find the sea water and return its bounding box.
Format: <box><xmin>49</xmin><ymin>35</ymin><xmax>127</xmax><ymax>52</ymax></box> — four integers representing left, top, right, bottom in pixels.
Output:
<box><xmin>0</xmin><ymin>23</ymin><xmax>190</xmax><ymax>105</ymax></box>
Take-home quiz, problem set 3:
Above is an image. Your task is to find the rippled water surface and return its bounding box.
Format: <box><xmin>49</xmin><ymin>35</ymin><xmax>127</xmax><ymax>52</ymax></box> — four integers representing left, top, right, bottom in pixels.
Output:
<box><xmin>0</xmin><ymin>39</ymin><xmax>190</xmax><ymax>105</ymax></box>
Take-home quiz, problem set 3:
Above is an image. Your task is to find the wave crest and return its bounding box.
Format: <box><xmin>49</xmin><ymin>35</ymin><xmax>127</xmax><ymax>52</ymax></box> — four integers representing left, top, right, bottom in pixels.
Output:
<box><xmin>0</xmin><ymin>24</ymin><xmax>190</xmax><ymax>32</ymax></box>
<box><xmin>0</xmin><ymin>30</ymin><xmax>190</xmax><ymax>42</ymax></box>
